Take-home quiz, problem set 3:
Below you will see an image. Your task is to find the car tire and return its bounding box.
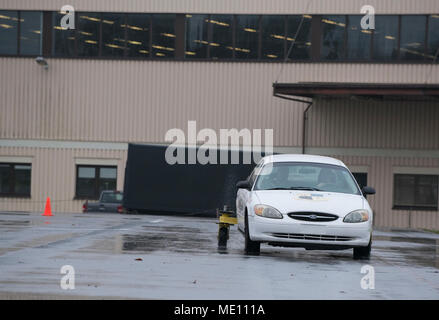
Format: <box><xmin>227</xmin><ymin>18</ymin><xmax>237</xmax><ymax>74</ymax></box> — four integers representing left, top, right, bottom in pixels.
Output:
<box><xmin>353</xmin><ymin>238</ymin><xmax>372</xmax><ymax>260</ymax></box>
<box><xmin>245</xmin><ymin>213</ymin><xmax>260</xmax><ymax>255</ymax></box>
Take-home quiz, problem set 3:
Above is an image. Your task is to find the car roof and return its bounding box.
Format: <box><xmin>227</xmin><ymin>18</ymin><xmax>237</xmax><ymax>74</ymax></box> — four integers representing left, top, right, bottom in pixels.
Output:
<box><xmin>261</xmin><ymin>154</ymin><xmax>347</xmax><ymax>168</ymax></box>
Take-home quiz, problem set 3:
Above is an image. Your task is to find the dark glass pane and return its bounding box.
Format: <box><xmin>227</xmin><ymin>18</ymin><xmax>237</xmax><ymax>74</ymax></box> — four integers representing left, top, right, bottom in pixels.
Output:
<box><xmin>321</xmin><ymin>15</ymin><xmax>346</xmax><ymax>60</ymax></box>
<box><xmin>235</xmin><ymin>15</ymin><xmax>259</xmax><ymax>59</ymax></box>
<box><xmin>126</xmin><ymin>13</ymin><xmax>150</xmax><ymax>57</ymax></box>
<box><xmin>101</xmin><ymin>13</ymin><xmax>126</xmax><ymax>57</ymax></box>
<box><xmin>209</xmin><ymin>15</ymin><xmax>233</xmax><ymax>59</ymax></box>
<box><xmin>99</xmin><ymin>167</ymin><xmax>117</xmax><ymax>193</ymax></box>
<box><xmin>185</xmin><ymin>14</ymin><xmax>209</xmax><ymax>58</ymax></box>
<box><xmin>77</xmin><ymin>12</ymin><xmax>100</xmax><ymax>57</ymax></box>
<box><xmin>394</xmin><ymin>174</ymin><xmax>415</xmax><ymax>206</ymax></box>
<box><xmin>352</xmin><ymin>172</ymin><xmax>367</xmax><ymax>190</ymax></box>
<box><xmin>261</xmin><ymin>15</ymin><xmax>285</xmax><ymax>60</ymax></box>
<box><xmin>14</xmin><ymin>164</ymin><xmax>31</xmax><ymax>195</ymax></box>
<box><xmin>286</xmin><ymin>15</ymin><xmax>312</xmax><ymax>60</ymax></box>
<box><xmin>76</xmin><ymin>166</ymin><xmax>96</xmax><ymax>198</ymax></box>
<box><xmin>346</xmin><ymin>15</ymin><xmax>372</xmax><ymax>60</ymax></box>
<box><xmin>427</xmin><ymin>15</ymin><xmax>439</xmax><ymax>62</ymax></box>
<box><xmin>52</xmin><ymin>12</ymin><xmax>76</xmax><ymax>56</ymax></box>
<box><xmin>100</xmin><ymin>167</ymin><xmax>117</xmax><ymax>179</ymax></box>
<box><xmin>20</xmin><ymin>11</ymin><xmax>42</xmax><ymax>55</ymax></box>
<box><xmin>415</xmin><ymin>175</ymin><xmax>438</xmax><ymax>207</ymax></box>
<box><xmin>0</xmin><ymin>164</ymin><xmax>11</xmax><ymax>194</ymax></box>
<box><xmin>372</xmin><ymin>15</ymin><xmax>399</xmax><ymax>61</ymax></box>
<box><xmin>0</xmin><ymin>11</ymin><xmax>18</xmax><ymax>55</ymax></box>
<box><xmin>101</xmin><ymin>192</ymin><xmax>123</xmax><ymax>203</ymax></box>
<box><xmin>152</xmin><ymin>14</ymin><xmax>175</xmax><ymax>58</ymax></box>
<box><xmin>400</xmin><ymin>15</ymin><xmax>427</xmax><ymax>61</ymax></box>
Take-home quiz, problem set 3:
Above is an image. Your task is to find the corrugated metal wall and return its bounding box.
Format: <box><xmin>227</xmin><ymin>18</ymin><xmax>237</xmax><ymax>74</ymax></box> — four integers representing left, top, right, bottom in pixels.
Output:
<box><xmin>339</xmin><ymin>155</ymin><xmax>439</xmax><ymax>229</ymax></box>
<box><xmin>1</xmin><ymin>58</ymin><xmax>439</xmax><ymax>147</ymax></box>
<box><xmin>1</xmin><ymin>0</ymin><xmax>438</xmax><ymax>14</ymax></box>
<box><xmin>307</xmin><ymin>99</ymin><xmax>439</xmax><ymax>149</ymax></box>
<box><xmin>0</xmin><ymin>146</ymin><xmax>127</xmax><ymax>213</ymax></box>
<box><xmin>1</xmin><ymin>0</ymin><xmax>439</xmax><ymax>228</ymax></box>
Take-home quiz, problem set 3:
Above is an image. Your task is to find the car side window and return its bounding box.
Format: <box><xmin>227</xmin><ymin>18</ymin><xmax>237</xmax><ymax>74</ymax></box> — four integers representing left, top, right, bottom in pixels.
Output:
<box><xmin>248</xmin><ymin>161</ymin><xmax>263</xmax><ymax>187</ymax></box>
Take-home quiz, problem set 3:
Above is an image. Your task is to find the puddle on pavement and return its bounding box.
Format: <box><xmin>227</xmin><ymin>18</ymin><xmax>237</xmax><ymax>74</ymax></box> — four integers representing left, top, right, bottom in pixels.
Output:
<box><xmin>374</xmin><ymin>235</ymin><xmax>439</xmax><ymax>269</ymax></box>
<box><xmin>120</xmin><ymin>232</ymin><xmax>213</xmax><ymax>253</ymax></box>
<box><xmin>0</xmin><ymin>219</ymin><xmax>30</xmax><ymax>226</ymax></box>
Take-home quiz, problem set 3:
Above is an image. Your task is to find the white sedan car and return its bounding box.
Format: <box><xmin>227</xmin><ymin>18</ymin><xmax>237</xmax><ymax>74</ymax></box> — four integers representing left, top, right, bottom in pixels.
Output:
<box><xmin>236</xmin><ymin>154</ymin><xmax>375</xmax><ymax>259</ymax></box>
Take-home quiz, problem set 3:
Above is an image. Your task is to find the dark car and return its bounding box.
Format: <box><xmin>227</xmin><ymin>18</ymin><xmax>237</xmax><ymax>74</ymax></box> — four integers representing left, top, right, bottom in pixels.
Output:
<box><xmin>83</xmin><ymin>190</ymin><xmax>124</xmax><ymax>213</ymax></box>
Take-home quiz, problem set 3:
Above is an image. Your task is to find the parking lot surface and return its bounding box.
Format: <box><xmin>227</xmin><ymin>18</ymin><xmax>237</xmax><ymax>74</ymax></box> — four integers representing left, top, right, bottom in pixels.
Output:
<box><xmin>0</xmin><ymin>211</ymin><xmax>439</xmax><ymax>299</ymax></box>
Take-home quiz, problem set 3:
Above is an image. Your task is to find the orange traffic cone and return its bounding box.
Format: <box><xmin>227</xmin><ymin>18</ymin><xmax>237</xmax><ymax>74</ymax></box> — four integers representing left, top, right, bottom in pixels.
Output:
<box><xmin>42</xmin><ymin>197</ymin><xmax>53</xmax><ymax>216</ymax></box>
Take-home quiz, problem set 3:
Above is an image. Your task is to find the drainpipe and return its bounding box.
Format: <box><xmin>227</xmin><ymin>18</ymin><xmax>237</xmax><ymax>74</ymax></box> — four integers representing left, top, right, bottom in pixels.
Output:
<box><xmin>302</xmin><ymin>102</ymin><xmax>313</xmax><ymax>154</ymax></box>
<box><xmin>272</xmin><ymin>92</ymin><xmax>313</xmax><ymax>154</ymax></box>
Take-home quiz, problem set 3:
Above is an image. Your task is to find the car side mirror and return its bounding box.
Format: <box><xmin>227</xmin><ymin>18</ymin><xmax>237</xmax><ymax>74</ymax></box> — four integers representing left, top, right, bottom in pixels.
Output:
<box><xmin>362</xmin><ymin>186</ymin><xmax>376</xmax><ymax>195</ymax></box>
<box><xmin>236</xmin><ymin>180</ymin><xmax>251</xmax><ymax>190</ymax></box>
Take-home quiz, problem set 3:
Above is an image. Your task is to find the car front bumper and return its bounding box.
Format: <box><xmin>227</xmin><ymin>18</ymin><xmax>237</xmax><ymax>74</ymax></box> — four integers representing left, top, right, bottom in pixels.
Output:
<box><xmin>249</xmin><ymin>214</ymin><xmax>372</xmax><ymax>248</ymax></box>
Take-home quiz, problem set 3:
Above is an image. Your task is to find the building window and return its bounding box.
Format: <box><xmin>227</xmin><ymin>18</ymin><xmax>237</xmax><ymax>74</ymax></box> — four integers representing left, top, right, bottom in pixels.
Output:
<box><xmin>393</xmin><ymin>174</ymin><xmax>438</xmax><ymax>210</ymax></box>
<box><xmin>321</xmin><ymin>15</ymin><xmax>346</xmax><ymax>60</ymax></box>
<box><xmin>346</xmin><ymin>15</ymin><xmax>372</xmax><ymax>60</ymax></box>
<box><xmin>261</xmin><ymin>15</ymin><xmax>285</xmax><ymax>60</ymax></box>
<box><xmin>185</xmin><ymin>14</ymin><xmax>209</xmax><ymax>58</ymax></box>
<box><xmin>372</xmin><ymin>15</ymin><xmax>399</xmax><ymax>61</ymax></box>
<box><xmin>209</xmin><ymin>14</ymin><xmax>233</xmax><ymax>59</ymax></box>
<box><xmin>427</xmin><ymin>15</ymin><xmax>439</xmax><ymax>62</ymax></box>
<box><xmin>0</xmin><ymin>11</ymin><xmax>19</xmax><ymax>55</ymax></box>
<box><xmin>0</xmin><ymin>163</ymin><xmax>31</xmax><ymax>197</ymax></box>
<box><xmin>400</xmin><ymin>15</ymin><xmax>427</xmax><ymax>61</ymax></box>
<box><xmin>101</xmin><ymin>13</ymin><xmax>126</xmax><ymax>57</ymax></box>
<box><xmin>77</xmin><ymin>12</ymin><xmax>100</xmax><ymax>57</ymax></box>
<box><xmin>235</xmin><ymin>15</ymin><xmax>260</xmax><ymax>59</ymax></box>
<box><xmin>151</xmin><ymin>14</ymin><xmax>175</xmax><ymax>58</ymax></box>
<box><xmin>75</xmin><ymin>165</ymin><xmax>117</xmax><ymax>199</ymax></box>
<box><xmin>0</xmin><ymin>10</ymin><xmax>42</xmax><ymax>56</ymax></box>
<box><xmin>52</xmin><ymin>11</ymin><xmax>76</xmax><ymax>57</ymax></box>
<box><xmin>126</xmin><ymin>13</ymin><xmax>150</xmax><ymax>57</ymax></box>
<box><xmin>286</xmin><ymin>15</ymin><xmax>312</xmax><ymax>61</ymax></box>
<box><xmin>19</xmin><ymin>11</ymin><xmax>42</xmax><ymax>55</ymax></box>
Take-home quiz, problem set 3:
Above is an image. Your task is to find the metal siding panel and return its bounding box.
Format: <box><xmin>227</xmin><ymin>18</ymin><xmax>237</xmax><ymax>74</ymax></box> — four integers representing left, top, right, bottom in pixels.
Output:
<box><xmin>1</xmin><ymin>0</ymin><xmax>438</xmax><ymax>14</ymax></box>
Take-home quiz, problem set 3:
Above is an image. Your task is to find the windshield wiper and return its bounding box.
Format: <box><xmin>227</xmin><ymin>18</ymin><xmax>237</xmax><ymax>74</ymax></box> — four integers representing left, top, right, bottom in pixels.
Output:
<box><xmin>288</xmin><ymin>187</ymin><xmax>323</xmax><ymax>191</ymax></box>
<box><xmin>261</xmin><ymin>187</ymin><xmax>323</xmax><ymax>191</ymax></box>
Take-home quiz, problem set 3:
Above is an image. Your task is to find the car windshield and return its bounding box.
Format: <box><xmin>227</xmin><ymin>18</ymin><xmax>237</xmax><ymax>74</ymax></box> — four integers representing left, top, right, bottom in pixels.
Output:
<box><xmin>101</xmin><ymin>192</ymin><xmax>123</xmax><ymax>203</ymax></box>
<box><xmin>253</xmin><ymin>162</ymin><xmax>360</xmax><ymax>195</ymax></box>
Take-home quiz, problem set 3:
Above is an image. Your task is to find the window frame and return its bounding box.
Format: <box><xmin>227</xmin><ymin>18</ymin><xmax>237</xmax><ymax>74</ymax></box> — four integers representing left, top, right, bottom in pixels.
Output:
<box><xmin>0</xmin><ymin>11</ymin><xmax>437</xmax><ymax>64</ymax></box>
<box><xmin>0</xmin><ymin>162</ymin><xmax>32</xmax><ymax>198</ymax></box>
<box><xmin>75</xmin><ymin>164</ymin><xmax>117</xmax><ymax>200</ymax></box>
<box><xmin>393</xmin><ymin>173</ymin><xmax>439</xmax><ymax>211</ymax></box>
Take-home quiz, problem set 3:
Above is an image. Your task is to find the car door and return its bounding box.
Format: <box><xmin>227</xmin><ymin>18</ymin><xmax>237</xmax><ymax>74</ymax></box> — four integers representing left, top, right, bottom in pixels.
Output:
<box><xmin>237</xmin><ymin>161</ymin><xmax>262</xmax><ymax>230</ymax></box>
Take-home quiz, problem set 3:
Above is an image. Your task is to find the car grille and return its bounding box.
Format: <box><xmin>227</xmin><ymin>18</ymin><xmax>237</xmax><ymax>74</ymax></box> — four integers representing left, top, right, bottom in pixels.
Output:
<box><xmin>271</xmin><ymin>233</ymin><xmax>354</xmax><ymax>242</ymax></box>
<box><xmin>287</xmin><ymin>211</ymin><xmax>339</xmax><ymax>222</ymax></box>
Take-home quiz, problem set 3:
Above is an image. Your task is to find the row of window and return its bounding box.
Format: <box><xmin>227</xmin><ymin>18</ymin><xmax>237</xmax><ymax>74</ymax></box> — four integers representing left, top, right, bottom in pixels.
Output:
<box><xmin>0</xmin><ymin>10</ymin><xmax>438</xmax><ymax>62</ymax></box>
<box><xmin>0</xmin><ymin>162</ymin><xmax>437</xmax><ymax>209</ymax></box>
<box><xmin>0</xmin><ymin>163</ymin><xmax>117</xmax><ymax>200</ymax></box>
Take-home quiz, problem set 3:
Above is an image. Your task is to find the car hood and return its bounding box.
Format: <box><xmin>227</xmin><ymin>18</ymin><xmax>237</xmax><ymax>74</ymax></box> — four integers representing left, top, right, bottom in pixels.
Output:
<box><xmin>253</xmin><ymin>190</ymin><xmax>364</xmax><ymax>218</ymax></box>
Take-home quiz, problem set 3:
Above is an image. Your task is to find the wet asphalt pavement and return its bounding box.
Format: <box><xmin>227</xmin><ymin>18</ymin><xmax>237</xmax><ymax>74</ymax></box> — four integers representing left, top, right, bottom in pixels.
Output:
<box><xmin>0</xmin><ymin>211</ymin><xmax>439</xmax><ymax>299</ymax></box>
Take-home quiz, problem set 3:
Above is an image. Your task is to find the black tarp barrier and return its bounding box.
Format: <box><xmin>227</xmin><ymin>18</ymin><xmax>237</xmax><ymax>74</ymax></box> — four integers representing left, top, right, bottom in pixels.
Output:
<box><xmin>122</xmin><ymin>144</ymin><xmax>264</xmax><ymax>216</ymax></box>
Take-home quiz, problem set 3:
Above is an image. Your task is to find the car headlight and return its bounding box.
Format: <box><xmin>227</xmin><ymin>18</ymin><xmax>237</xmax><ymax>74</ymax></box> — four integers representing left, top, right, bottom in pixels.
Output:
<box><xmin>254</xmin><ymin>204</ymin><xmax>283</xmax><ymax>219</ymax></box>
<box><xmin>343</xmin><ymin>209</ymin><xmax>369</xmax><ymax>223</ymax></box>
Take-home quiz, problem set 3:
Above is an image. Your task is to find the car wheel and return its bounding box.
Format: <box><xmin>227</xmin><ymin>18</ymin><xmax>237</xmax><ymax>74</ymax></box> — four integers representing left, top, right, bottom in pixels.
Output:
<box><xmin>353</xmin><ymin>238</ymin><xmax>372</xmax><ymax>260</ymax></box>
<box><xmin>245</xmin><ymin>213</ymin><xmax>260</xmax><ymax>255</ymax></box>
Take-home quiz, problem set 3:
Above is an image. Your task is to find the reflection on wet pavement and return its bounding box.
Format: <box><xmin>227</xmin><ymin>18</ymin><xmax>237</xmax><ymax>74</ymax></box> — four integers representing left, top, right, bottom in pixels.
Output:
<box><xmin>1</xmin><ymin>211</ymin><xmax>439</xmax><ymax>299</ymax></box>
